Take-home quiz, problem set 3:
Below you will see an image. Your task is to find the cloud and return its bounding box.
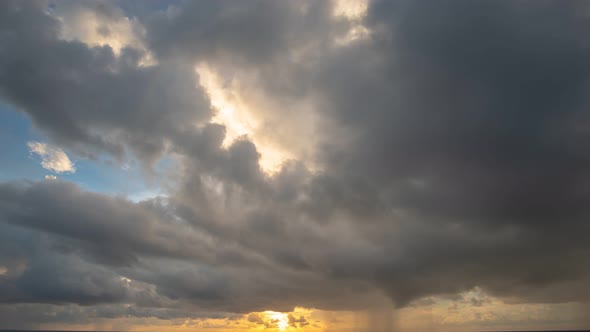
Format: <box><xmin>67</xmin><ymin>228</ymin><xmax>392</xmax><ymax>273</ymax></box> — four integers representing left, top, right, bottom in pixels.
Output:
<box><xmin>27</xmin><ymin>141</ymin><xmax>75</xmax><ymax>173</ymax></box>
<box><xmin>288</xmin><ymin>313</ymin><xmax>309</xmax><ymax>328</ymax></box>
<box><xmin>247</xmin><ymin>313</ymin><xmax>264</xmax><ymax>324</ymax></box>
<box><xmin>0</xmin><ymin>1</ymin><xmax>211</xmax><ymax>164</ymax></box>
<box><xmin>0</xmin><ymin>179</ymin><xmax>389</xmax><ymax>313</ymax></box>
<box><xmin>2</xmin><ymin>0</ymin><xmax>590</xmax><ymax>329</ymax></box>
<box><xmin>54</xmin><ymin>1</ymin><xmax>147</xmax><ymax>57</ymax></box>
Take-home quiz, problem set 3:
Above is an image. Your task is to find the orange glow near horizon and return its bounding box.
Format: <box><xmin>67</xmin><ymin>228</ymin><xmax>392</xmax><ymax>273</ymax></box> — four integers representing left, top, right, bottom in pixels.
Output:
<box><xmin>264</xmin><ymin>311</ymin><xmax>289</xmax><ymax>330</ymax></box>
<box><xmin>29</xmin><ymin>294</ymin><xmax>590</xmax><ymax>332</ymax></box>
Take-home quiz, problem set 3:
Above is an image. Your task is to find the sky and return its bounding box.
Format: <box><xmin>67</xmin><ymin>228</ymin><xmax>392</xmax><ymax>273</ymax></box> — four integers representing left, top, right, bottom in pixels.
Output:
<box><xmin>1</xmin><ymin>0</ymin><xmax>590</xmax><ymax>331</ymax></box>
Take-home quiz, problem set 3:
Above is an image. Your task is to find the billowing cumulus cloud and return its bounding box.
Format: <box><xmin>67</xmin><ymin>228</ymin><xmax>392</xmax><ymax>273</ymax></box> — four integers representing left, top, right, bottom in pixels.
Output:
<box><xmin>1</xmin><ymin>0</ymin><xmax>590</xmax><ymax>330</ymax></box>
<box><xmin>27</xmin><ymin>141</ymin><xmax>75</xmax><ymax>173</ymax></box>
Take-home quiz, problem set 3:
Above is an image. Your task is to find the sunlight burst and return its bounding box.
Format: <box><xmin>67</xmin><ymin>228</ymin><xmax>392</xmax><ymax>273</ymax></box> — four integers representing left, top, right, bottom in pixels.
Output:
<box><xmin>264</xmin><ymin>311</ymin><xmax>289</xmax><ymax>330</ymax></box>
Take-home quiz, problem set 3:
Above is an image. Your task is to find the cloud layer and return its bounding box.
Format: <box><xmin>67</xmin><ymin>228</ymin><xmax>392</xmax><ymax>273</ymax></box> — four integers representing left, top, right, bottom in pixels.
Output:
<box><xmin>2</xmin><ymin>0</ymin><xmax>590</xmax><ymax>329</ymax></box>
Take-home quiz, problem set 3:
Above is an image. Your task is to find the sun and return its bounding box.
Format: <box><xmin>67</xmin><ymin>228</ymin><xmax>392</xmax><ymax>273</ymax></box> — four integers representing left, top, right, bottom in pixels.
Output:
<box><xmin>264</xmin><ymin>311</ymin><xmax>289</xmax><ymax>330</ymax></box>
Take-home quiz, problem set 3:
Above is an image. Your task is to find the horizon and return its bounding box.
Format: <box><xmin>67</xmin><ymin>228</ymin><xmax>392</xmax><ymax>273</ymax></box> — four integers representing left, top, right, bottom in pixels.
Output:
<box><xmin>2</xmin><ymin>330</ymin><xmax>590</xmax><ymax>332</ymax></box>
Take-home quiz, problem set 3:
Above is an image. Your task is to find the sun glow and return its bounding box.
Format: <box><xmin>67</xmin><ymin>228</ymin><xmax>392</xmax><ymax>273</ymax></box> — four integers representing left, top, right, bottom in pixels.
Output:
<box><xmin>264</xmin><ymin>311</ymin><xmax>289</xmax><ymax>330</ymax></box>
<box><xmin>196</xmin><ymin>64</ymin><xmax>291</xmax><ymax>174</ymax></box>
<box><xmin>332</xmin><ymin>0</ymin><xmax>370</xmax><ymax>46</ymax></box>
<box><xmin>332</xmin><ymin>0</ymin><xmax>368</xmax><ymax>19</ymax></box>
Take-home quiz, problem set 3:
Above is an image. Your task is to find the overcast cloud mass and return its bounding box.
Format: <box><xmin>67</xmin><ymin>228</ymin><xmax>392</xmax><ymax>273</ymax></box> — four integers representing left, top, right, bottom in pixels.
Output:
<box><xmin>1</xmin><ymin>0</ymin><xmax>590</xmax><ymax>331</ymax></box>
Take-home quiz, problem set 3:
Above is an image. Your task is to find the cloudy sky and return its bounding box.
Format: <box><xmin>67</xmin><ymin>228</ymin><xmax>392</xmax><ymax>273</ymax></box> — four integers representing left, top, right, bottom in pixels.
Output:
<box><xmin>1</xmin><ymin>0</ymin><xmax>590</xmax><ymax>331</ymax></box>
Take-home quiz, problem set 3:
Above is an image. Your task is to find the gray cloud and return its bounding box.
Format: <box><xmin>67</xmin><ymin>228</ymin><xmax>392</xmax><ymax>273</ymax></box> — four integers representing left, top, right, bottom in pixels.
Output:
<box><xmin>288</xmin><ymin>313</ymin><xmax>309</xmax><ymax>328</ymax></box>
<box><xmin>144</xmin><ymin>0</ymin><xmax>341</xmax><ymax>65</ymax></box>
<box><xmin>1</xmin><ymin>0</ymin><xmax>590</xmax><ymax>328</ymax></box>
<box><xmin>0</xmin><ymin>179</ymin><xmax>386</xmax><ymax>315</ymax></box>
<box><xmin>0</xmin><ymin>0</ymin><xmax>211</xmax><ymax>164</ymax></box>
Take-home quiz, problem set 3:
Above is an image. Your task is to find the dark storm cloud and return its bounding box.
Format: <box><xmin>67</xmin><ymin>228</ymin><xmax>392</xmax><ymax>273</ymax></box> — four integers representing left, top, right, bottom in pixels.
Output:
<box><xmin>2</xmin><ymin>0</ymin><xmax>590</xmax><ymax>327</ymax></box>
<box><xmin>323</xmin><ymin>0</ymin><xmax>590</xmax><ymax>305</ymax></box>
<box><xmin>160</xmin><ymin>0</ymin><xmax>590</xmax><ymax>307</ymax></box>
<box><xmin>238</xmin><ymin>0</ymin><xmax>590</xmax><ymax>306</ymax></box>
<box><xmin>357</xmin><ymin>0</ymin><xmax>590</xmax><ymax>223</ymax></box>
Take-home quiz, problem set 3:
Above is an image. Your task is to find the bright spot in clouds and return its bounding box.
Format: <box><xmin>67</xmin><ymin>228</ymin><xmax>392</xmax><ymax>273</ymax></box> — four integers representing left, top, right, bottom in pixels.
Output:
<box><xmin>196</xmin><ymin>64</ymin><xmax>292</xmax><ymax>174</ymax></box>
<box><xmin>264</xmin><ymin>311</ymin><xmax>289</xmax><ymax>330</ymax></box>
<box><xmin>28</xmin><ymin>141</ymin><xmax>76</xmax><ymax>173</ymax></box>
<box><xmin>332</xmin><ymin>0</ymin><xmax>368</xmax><ymax>19</ymax></box>
<box><xmin>332</xmin><ymin>0</ymin><xmax>370</xmax><ymax>45</ymax></box>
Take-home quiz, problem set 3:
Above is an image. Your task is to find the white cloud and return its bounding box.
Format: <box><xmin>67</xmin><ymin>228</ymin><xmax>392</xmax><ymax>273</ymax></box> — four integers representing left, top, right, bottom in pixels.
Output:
<box><xmin>27</xmin><ymin>141</ymin><xmax>76</xmax><ymax>173</ymax></box>
<box><xmin>54</xmin><ymin>3</ymin><xmax>156</xmax><ymax>66</ymax></box>
<box><xmin>44</xmin><ymin>175</ymin><xmax>58</xmax><ymax>180</ymax></box>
